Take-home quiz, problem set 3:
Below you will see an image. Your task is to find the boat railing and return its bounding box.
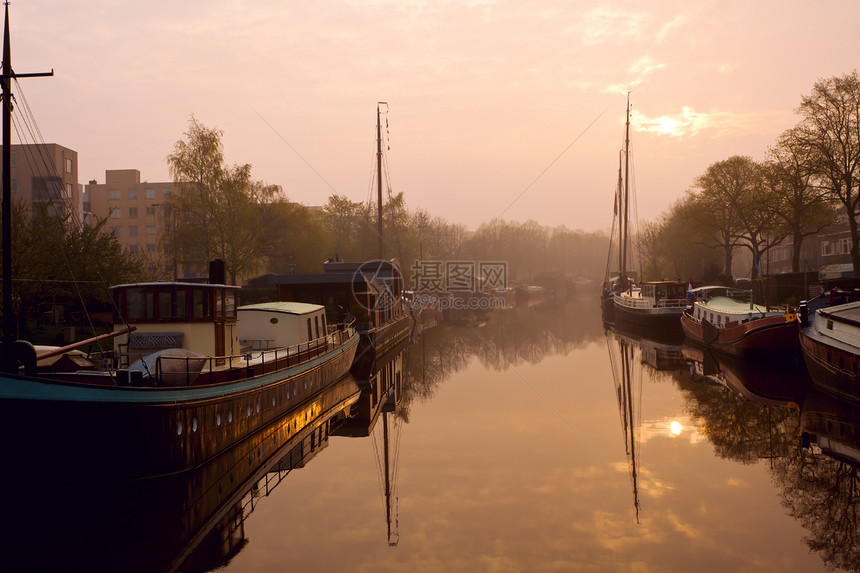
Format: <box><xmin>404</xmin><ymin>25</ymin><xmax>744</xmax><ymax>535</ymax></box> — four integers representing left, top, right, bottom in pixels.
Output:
<box><xmin>657</xmin><ymin>298</ymin><xmax>689</xmax><ymax>309</ymax></box>
<box><xmin>152</xmin><ymin>326</ymin><xmax>355</xmax><ymax>386</ymax></box>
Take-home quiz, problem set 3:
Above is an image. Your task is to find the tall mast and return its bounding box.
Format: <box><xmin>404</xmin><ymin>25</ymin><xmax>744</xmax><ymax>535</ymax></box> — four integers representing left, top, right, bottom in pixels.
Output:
<box><xmin>376</xmin><ymin>103</ymin><xmax>385</xmax><ymax>260</ymax></box>
<box><xmin>1</xmin><ymin>3</ymin><xmax>52</xmax><ymax>371</ymax></box>
<box><xmin>620</xmin><ymin>94</ymin><xmax>631</xmax><ymax>289</ymax></box>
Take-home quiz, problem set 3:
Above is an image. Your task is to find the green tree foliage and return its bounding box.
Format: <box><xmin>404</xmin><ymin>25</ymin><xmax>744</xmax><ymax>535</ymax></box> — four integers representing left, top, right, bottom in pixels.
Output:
<box><xmin>166</xmin><ymin>116</ymin><xmax>285</xmax><ymax>284</ymax></box>
<box><xmin>7</xmin><ymin>202</ymin><xmax>146</xmax><ymax>339</ymax></box>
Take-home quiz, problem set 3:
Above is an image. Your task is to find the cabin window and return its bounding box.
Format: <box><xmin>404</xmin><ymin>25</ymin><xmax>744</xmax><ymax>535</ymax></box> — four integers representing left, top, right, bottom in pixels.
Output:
<box><xmin>307</xmin><ymin>318</ymin><xmax>312</xmax><ymax>342</ymax></box>
<box><xmin>158</xmin><ymin>288</ymin><xmax>187</xmax><ymax>320</ymax></box>
<box><xmin>215</xmin><ymin>290</ymin><xmax>224</xmax><ymax>317</ymax></box>
<box><xmin>192</xmin><ymin>288</ymin><xmax>210</xmax><ymax>319</ymax></box>
<box><xmin>126</xmin><ymin>288</ymin><xmax>154</xmax><ymax>320</ymax></box>
<box><xmin>224</xmin><ymin>290</ymin><xmax>236</xmax><ymax>317</ymax></box>
<box><xmin>314</xmin><ymin>316</ymin><xmax>320</xmax><ymax>339</ymax></box>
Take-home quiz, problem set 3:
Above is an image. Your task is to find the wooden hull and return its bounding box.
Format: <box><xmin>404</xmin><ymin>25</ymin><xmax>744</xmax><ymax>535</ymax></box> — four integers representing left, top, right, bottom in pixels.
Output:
<box><xmin>613</xmin><ymin>300</ymin><xmax>684</xmax><ymax>335</ymax></box>
<box><xmin>0</xmin><ymin>333</ymin><xmax>358</xmax><ymax>480</ymax></box>
<box><xmin>5</xmin><ymin>375</ymin><xmax>361</xmax><ymax>571</ymax></box>
<box><xmin>681</xmin><ymin>309</ymin><xmax>799</xmax><ymax>357</ymax></box>
<box><xmin>800</xmin><ymin>324</ymin><xmax>860</xmax><ymax>401</ymax></box>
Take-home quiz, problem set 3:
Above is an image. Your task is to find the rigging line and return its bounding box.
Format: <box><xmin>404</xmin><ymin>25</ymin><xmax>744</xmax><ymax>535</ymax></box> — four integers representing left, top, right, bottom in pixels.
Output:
<box><xmin>9</xmin><ymin>88</ymin><xmax>116</xmax><ymax>359</ymax></box>
<box><xmin>251</xmin><ymin>107</ymin><xmax>339</xmax><ymax>195</ymax></box>
<box><xmin>492</xmin><ymin>106</ymin><xmax>608</xmax><ymax>223</ymax></box>
<box><xmin>471</xmin><ymin>326</ymin><xmax>603</xmax><ymax>459</ymax></box>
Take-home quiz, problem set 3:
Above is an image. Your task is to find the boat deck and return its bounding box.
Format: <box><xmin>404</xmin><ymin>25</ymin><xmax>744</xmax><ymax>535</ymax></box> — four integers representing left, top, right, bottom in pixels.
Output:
<box><xmin>698</xmin><ymin>296</ymin><xmax>770</xmax><ymax>315</ymax></box>
<box><xmin>820</xmin><ymin>301</ymin><xmax>860</xmax><ymax>328</ymax></box>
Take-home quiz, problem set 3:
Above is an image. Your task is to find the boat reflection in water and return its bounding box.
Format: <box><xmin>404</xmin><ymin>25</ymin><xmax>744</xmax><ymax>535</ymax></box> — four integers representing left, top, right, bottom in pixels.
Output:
<box><xmin>335</xmin><ymin>339</ymin><xmax>408</xmax><ymax>546</ymax></box>
<box><xmin>605</xmin><ymin>325</ymin><xmax>686</xmax><ymax>523</ymax></box>
<box><xmin>4</xmin><ymin>375</ymin><xmax>361</xmax><ymax>572</ymax></box>
<box><xmin>682</xmin><ymin>340</ymin><xmax>860</xmax><ymax>571</ymax></box>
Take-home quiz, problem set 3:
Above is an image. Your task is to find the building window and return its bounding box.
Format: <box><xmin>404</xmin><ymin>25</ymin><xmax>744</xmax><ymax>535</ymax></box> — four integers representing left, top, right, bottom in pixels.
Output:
<box><xmin>128</xmin><ymin>206</ymin><xmax>138</xmax><ymax>218</ymax></box>
<box><xmin>162</xmin><ymin>188</ymin><xmax>172</xmax><ymax>197</ymax></box>
<box><xmin>822</xmin><ymin>241</ymin><xmax>835</xmax><ymax>256</ymax></box>
<box><xmin>146</xmin><ymin>243</ymin><xmax>157</xmax><ymax>253</ymax></box>
<box><xmin>146</xmin><ymin>206</ymin><xmax>156</xmax><ymax>216</ymax></box>
<box><xmin>64</xmin><ymin>157</ymin><xmax>73</xmax><ymax>173</ymax></box>
<box><xmin>10</xmin><ymin>178</ymin><xmax>16</xmax><ymax>193</ymax></box>
<box><xmin>10</xmin><ymin>151</ymin><xmax>16</xmax><ymax>167</ymax></box>
<box><xmin>128</xmin><ymin>244</ymin><xmax>139</xmax><ymax>254</ymax></box>
<box><xmin>146</xmin><ymin>225</ymin><xmax>156</xmax><ymax>235</ymax></box>
<box><xmin>128</xmin><ymin>188</ymin><xmax>138</xmax><ymax>200</ymax></box>
<box><xmin>129</xmin><ymin>226</ymin><xmax>138</xmax><ymax>237</ymax></box>
<box><xmin>109</xmin><ymin>207</ymin><xmax>121</xmax><ymax>219</ymax></box>
<box><xmin>109</xmin><ymin>189</ymin><xmax>120</xmax><ymax>200</ymax></box>
<box><xmin>65</xmin><ymin>182</ymin><xmax>73</xmax><ymax>197</ymax></box>
<box><xmin>109</xmin><ymin>226</ymin><xmax>121</xmax><ymax>237</ymax></box>
<box><xmin>839</xmin><ymin>237</ymin><xmax>851</xmax><ymax>255</ymax></box>
<box><xmin>145</xmin><ymin>188</ymin><xmax>155</xmax><ymax>199</ymax></box>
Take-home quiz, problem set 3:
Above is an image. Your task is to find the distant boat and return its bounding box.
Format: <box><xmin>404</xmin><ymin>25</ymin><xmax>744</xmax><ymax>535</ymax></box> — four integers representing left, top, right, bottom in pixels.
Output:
<box><xmin>601</xmin><ymin>96</ymin><xmax>687</xmax><ymax>330</ymax></box>
<box><xmin>681</xmin><ymin>285</ymin><xmax>799</xmax><ymax>357</ymax></box>
<box><xmin>799</xmin><ymin>296</ymin><xmax>860</xmax><ymax>401</ymax></box>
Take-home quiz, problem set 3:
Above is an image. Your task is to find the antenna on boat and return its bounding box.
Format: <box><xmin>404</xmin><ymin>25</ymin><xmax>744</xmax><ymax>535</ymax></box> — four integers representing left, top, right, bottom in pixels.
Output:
<box><xmin>1</xmin><ymin>2</ymin><xmax>53</xmax><ymax>372</ymax></box>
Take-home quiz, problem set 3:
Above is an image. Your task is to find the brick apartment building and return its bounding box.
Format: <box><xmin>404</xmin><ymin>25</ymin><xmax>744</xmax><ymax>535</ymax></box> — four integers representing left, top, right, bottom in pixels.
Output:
<box><xmin>0</xmin><ymin>143</ymin><xmax>81</xmax><ymax>221</ymax></box>
<box><xmin>85</xmin><ymin>169</ymin><xmax>177</xmax><ymax>278</ymax></box>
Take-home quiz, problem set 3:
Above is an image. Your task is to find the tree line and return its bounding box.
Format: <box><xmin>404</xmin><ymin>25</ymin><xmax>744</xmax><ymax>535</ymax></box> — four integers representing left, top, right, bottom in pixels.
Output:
<box><xmin>636</xmin><ymin>71</ymin><xmax>860</xmax><ymax>283</ymax></box>
<box><xmin>164</xmin><ymin>116</ymin><xmax>610</xmax><ymax>287</ymax></box>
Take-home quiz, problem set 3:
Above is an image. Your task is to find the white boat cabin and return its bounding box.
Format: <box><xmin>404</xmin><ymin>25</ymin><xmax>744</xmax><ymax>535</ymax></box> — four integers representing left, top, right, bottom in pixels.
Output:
<box><xmin>111</xmin><ymin>282</ymin><xmax>240</xmax><ymax>365</ymax></box>
<box><xmin>688</xmin><ymin>286</ymin><xmax>786</xmax><ymax>327</ymax></box>
<box><xmin>237</xmin><ymin>302</ymin><xmax>328</xmax><ymax>351</ymax></box>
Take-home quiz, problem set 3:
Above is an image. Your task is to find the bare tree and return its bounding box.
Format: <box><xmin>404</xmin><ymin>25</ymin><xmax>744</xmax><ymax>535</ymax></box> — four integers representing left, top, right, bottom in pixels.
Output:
<box><xmin>792</xmin><ymin>71</ymin><xmax>860</xmax><ymax>274</ymax></box>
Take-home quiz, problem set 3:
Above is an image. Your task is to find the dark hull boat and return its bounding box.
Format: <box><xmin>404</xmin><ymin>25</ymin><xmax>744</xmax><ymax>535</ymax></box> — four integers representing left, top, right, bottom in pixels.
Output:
<box><xmin>4</xmin><ymin>375</ymin><xmax>362</xmax><ymax>572</ymax></box>
<box><xmin>800</xmin><ymin>299</ymin><xmax>860</xmax><ymax>401</ymax></box>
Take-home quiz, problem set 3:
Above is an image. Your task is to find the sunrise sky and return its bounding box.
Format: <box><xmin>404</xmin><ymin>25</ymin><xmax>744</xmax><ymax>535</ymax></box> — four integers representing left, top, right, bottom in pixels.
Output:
<box><xmin>9</xmin><ymin>1</ymin><xmax>860</xmax><ymax>232</ymax></box>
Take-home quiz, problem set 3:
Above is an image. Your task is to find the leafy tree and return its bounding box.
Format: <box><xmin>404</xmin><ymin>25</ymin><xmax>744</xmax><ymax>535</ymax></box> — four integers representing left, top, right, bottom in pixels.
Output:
<box><xmin>7</xmin><ymin>202</ymin><xmax>145</xmax><ymax>340</ymax></box>
<box><xmin>166</xmin><ymin>116</ymin><xmax>284</xmax><ymax>284</ymax></box>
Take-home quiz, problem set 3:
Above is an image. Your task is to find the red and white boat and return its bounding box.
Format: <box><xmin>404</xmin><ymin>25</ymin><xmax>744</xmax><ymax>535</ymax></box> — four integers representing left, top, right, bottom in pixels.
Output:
<box><xmin>680</xmin><ymin>286</ymin><xmax>799</xmax><ymax>357</ymax></box>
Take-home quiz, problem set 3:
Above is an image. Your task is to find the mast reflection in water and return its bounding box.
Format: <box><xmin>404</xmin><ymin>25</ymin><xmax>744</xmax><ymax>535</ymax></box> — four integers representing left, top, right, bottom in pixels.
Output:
<box><xmin>11</xmin><ymin>297</ymin><xmax>860</xmax><ymax>570</ymax></box>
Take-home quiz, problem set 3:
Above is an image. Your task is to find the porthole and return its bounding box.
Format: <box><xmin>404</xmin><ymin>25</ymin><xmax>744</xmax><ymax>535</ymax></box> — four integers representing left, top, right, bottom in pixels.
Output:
<box><xmin>270</xmin><ymin>317</ymin><xmax>279</xmax><ymax>324</ymax></box>
<box><xmin>176</xmin><ymin>421</ymin><xmax>183</xmax><ymax>435</ymax></box>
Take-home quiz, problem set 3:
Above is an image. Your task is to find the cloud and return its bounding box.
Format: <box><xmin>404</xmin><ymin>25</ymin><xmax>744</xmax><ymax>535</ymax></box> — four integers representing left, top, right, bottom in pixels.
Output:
<box><xmin>632</xmin><ymin>107</ymin><xmax>783</xmax><ymax>139</ymax></box>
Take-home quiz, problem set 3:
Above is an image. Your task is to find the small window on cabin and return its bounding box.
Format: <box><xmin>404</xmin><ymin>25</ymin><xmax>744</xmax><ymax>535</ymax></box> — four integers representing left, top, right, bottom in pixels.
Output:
<box><xmin>215</xmin><ymin>290</ymin><xmax>224</xmax><ymax>317</ymax></box>
<box><xmin>224</xmin><ymin>290</ymin><xmax>236</xmax><ymax>317</ymax></box>
<box><xmin>827</xmin><ymin>320</ymin><xmax>834</xmax><ymax>330</ymax></box>
<box><xmin>307</xmin><ymin>318</ymin><xmax>312</xmax><ymax>342</ymax></box>
<box><xmin>314</xmin><ymin>316</ymin><xmax>320</xmax><ymax>339</ymax></box>
<box><xmin>192</xmin><ymin>288</ymin><xmax>209</xmax><ymax>319</ymax></box>
<box><xmin>127</xmin><ymin>288</ymin><xmax>154</xmax><ymax>320</ymax></box>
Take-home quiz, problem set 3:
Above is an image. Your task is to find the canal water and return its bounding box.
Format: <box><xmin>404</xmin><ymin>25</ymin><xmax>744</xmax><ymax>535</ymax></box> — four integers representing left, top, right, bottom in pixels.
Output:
<box><xmin>8</xmin><ymin>293</ymin><xmax>859</xmax><ymax>572</ymax></box>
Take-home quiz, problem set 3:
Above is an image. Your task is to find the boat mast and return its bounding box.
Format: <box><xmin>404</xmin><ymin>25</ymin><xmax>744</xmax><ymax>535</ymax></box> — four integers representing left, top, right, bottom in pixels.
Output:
<box><xmin>620</xmin><ymin>94</ymin><xmax>631</xmax><ymax>290</ymax></box>
<box><xmin>1</xmin><ymin>3</ymin><xmax>52</xmax><ymax>372</ymax></box>
<box><xmin>376</xmin><ymin>102</ymin><xmax>386</xmax><ymax>260</ymax></box>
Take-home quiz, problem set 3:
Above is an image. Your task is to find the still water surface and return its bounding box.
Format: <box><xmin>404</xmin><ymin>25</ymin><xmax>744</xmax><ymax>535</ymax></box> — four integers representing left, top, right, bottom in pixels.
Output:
<box><xmin>10</xmin><ymin>294</ymin><xmax>859</xmax><ymax>572</ymax></box>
